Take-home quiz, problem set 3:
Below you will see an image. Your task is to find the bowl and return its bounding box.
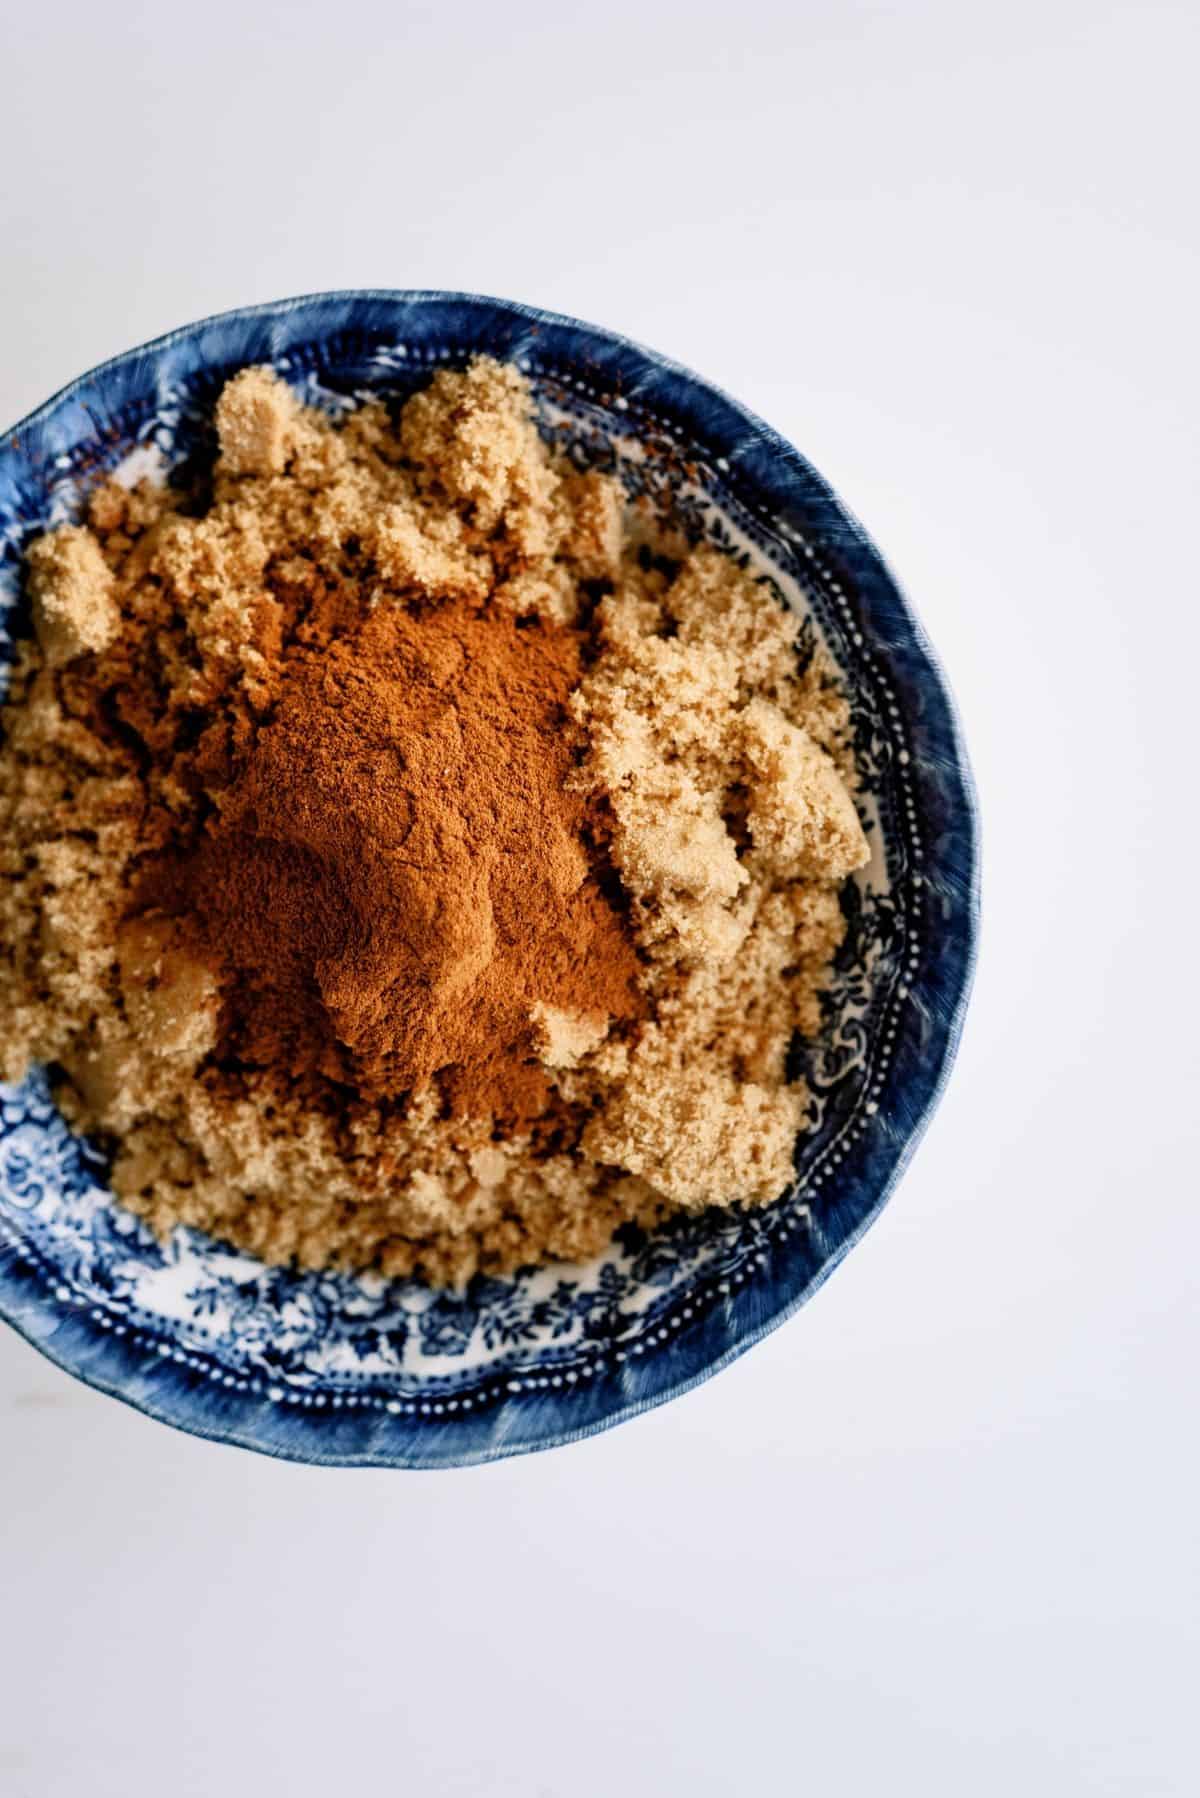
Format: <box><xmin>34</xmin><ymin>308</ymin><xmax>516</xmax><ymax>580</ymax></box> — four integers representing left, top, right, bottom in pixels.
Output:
<box><xmin>0</xmin><ymin>292</ymin><xmax>979</xmax><ymax>1466</ymax></box>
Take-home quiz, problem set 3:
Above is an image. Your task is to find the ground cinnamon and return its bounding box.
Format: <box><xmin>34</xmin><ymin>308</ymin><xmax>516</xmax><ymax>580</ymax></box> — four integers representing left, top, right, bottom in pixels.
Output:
<box><xmin>152</xmin><ymin>594</ymin><xmax>643</xmax><ymax>1128</ymax></box>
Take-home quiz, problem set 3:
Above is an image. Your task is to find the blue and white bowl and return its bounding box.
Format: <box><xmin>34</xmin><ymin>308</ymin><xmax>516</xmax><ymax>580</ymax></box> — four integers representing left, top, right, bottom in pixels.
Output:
<box><xmin>0</xmin><ymin>292</ymin><xmax>979</xmax><ymax>1466</ymax></box>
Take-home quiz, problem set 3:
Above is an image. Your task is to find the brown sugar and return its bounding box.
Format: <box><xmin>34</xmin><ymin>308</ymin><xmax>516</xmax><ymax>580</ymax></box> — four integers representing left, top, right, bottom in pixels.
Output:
<box><xmin>25</xmin><ymin>526</ymin><xmax>120</xmax><ymax>666</ymax></box>
<box><xmin>0</xmin><ymin>358</ymin><xmax>868</xmax><ymax>1285</ymax></box>
<box><xmin>213</xmin><ymin>365</ymin><xmax>302</xmax><ymax>477</ymax></box>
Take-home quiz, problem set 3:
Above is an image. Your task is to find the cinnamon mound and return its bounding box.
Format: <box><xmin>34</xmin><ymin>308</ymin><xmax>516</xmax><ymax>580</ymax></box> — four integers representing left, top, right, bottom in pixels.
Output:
<box><xmin>162</xmin><ymin>598</ymin><xmax>642</xmax><ymax>1126</ymax></box>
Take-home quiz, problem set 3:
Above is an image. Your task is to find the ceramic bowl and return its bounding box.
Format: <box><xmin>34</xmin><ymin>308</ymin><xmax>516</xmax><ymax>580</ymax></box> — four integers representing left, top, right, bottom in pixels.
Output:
<box><xmin>0</xmin><ymin>292</ymin><xmax>978</xmax><ymax>1466</ymax></box>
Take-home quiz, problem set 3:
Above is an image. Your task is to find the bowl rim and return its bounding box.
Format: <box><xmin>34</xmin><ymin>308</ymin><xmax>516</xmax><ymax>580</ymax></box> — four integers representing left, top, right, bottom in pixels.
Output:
<box><xmin>0</xmin><ymin>289</ymin><xmax>980</xmax><ymax>1467</ymax></box>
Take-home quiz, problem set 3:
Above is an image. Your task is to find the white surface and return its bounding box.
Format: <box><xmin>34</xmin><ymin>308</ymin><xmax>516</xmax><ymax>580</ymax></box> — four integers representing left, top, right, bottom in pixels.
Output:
<box><xmin>2</xmin><ymin>2</ymin><xmax>1197</xmax><ymax>1793</ymax></box>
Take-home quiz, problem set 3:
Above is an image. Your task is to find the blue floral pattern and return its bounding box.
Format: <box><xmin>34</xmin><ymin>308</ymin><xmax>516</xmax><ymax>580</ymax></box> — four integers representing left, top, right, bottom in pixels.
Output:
<box><xmin>0</xmin><ymin>293</ymin><xmax>978</xmax><ymax>1467</ymax></box>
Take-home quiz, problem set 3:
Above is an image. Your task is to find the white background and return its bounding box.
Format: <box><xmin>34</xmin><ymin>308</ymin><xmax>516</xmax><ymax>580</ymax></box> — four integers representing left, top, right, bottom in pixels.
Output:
<box><xmin>2</xmin><ymin>3</ymin><xmax>1197</xmax><ymax>1793</ymax></box>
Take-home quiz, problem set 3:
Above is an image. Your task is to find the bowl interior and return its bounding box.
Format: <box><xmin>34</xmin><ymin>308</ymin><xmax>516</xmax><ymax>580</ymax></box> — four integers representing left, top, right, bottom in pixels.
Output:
<box><xmin>0</xmin><ymin>293</ymin><xmax>977</xmax><ymax>1466</ymax></box>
